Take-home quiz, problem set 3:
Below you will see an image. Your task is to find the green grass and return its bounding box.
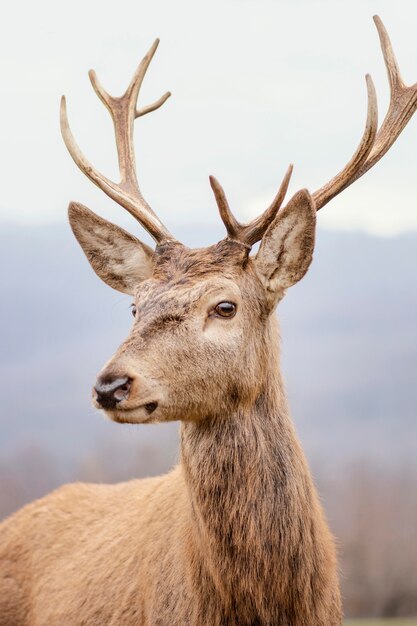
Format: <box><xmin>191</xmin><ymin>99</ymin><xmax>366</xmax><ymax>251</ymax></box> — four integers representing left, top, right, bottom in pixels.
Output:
<box><xmin>345</xmin><ymin>620</ymin><xmax>417</xmax><ymax>625</ymax></box>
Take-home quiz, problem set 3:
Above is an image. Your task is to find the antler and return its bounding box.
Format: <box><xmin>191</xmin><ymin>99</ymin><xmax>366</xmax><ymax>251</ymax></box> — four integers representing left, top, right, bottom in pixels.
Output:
<box><xmin>212</xmin><ymin>16</ymin><xmax>417</xmax><ymax>246</ymax></box>
<box><xmin>210</xmin><ymin>164</ymin><xmax>293</xmax><ymax>247</ymax></box>
<box><xmin>60</xmin><ymin>39</ymin><xmax>175</xmax><ymax>244</ymax></box>
<box><xmin>313</xmin><ymin>15</ymin><xmax>417</xmax><ymax>209</ymax></box>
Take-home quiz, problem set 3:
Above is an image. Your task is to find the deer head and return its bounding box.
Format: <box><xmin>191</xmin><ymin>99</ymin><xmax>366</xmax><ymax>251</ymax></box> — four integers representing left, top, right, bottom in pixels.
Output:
<box><xmin>61</xmin><ymin>16</ymin><xmax>417</xmax><ymax>425</ymax></box>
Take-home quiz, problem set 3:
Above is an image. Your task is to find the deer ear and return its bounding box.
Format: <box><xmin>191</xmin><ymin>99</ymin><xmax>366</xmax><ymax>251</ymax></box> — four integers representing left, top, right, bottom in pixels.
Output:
<box><xmin>254</xmin><ymin>189</ymin><xmax>316</xmax><ymax>306</ymax></box>
<box><xmin>68</xmin><ymin>202</ymin><xmax>154</xmax><ymax>295</ymax></box>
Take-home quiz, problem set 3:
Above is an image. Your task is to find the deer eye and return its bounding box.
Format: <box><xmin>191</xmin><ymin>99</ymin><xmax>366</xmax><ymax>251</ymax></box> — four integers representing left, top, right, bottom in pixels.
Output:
<box><xmin>131</xmin><ymin>304</ymin><xmax>137</xmax><ymax>318</ymax></box>
<box><xmin>214</xmin><ymin>301</ymin><xmax>236</xmax><ymax>318</ymax></box>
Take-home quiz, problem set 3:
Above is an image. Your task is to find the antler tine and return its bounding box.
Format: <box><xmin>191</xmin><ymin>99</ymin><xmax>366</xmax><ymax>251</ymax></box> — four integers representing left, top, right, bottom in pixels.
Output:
<box><xmin>243</xmin><ymin>164</ymin><xmax>293</xmax><ymax>245</ymax></box>
<box><xmin>61</xmin><ymin>40</ymin><xmax>175</xmax><ymax>244</ymax></box>
<box><xmin>358</xmin><ymin>16</ymin><xmax>417</xmax><ymax>173</ymax></box>
<box><xmin>374</xmin><ymin>14</ymin><xmax>404</xmax><ymax>93</ymax></box>
<box><xmin>312</xmin><ymin>74</ymin><xmax>378</xmax><ymax>210</ymax></box>
<box><xmin>209</xmin><ymin>176</ymin><xmax>240</xmax><ymax>240</ymax></box>
<box><xmin>136</xmin><ymin>92</ymin><xmax>172</xmax><ymax>118</ymax></box>
<box><xmin>210</xmin><ymin>164</ymin><xmax>293</xmax><ymax>247</ymax></box>
<box><xmin>313</xmin><ymin>15</ymin><xmax>417</xmax><ymax>211</ymax></box>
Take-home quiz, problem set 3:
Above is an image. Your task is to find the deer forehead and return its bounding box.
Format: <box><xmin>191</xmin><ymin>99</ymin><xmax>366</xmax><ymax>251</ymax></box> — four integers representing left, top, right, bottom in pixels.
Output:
<box><xmin>152</xmin><ymin>240</ymin><xmax>250</xmax><ymax>278</ymax></box>
<box><xmin>131</xmin><ymin>241</ymin><xmax>263</xmax><ymax>316</ymax></box>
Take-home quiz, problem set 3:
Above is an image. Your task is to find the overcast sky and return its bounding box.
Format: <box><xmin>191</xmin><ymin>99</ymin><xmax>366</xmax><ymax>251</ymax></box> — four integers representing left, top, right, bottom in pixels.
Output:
<box><xmin>1</xmin><ymin>0</ymin><xmax>417</xmax><ymax>240</ymax></box>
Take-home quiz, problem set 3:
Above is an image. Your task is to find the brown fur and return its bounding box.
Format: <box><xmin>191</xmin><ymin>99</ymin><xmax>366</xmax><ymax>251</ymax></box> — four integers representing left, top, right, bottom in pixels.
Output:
<box><xmin>0</xmin><ymin>191</ymin><xmax>342</xmax><ymax>624</ymax></box>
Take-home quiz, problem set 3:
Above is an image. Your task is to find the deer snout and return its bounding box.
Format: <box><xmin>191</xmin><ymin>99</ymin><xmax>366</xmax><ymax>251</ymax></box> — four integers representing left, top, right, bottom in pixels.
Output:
<box><xmin>93</xmin><ymin>374</ymin><xmax>132</xmax><ymax>409</ymax></box>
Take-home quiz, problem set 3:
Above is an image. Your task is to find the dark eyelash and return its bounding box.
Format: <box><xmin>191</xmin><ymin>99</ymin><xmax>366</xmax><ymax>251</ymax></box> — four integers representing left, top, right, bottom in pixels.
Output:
<box><xmin>160</xmin><ymin>315</ymin><xmax>184</xmax><ymax>324</ymax></box>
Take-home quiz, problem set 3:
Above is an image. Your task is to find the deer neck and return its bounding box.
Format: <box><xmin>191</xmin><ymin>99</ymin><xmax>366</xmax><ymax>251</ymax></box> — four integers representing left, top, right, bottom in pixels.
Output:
<box><xmin>180</xmin><ymin>317</ymin><xmax>336</xmax><ymax>621</ymax></box>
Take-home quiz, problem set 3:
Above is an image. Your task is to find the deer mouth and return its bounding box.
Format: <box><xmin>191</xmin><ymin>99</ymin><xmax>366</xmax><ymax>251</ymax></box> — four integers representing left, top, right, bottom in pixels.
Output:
<box><xmin>104</xmin><ymin>400</ymin><xmax>160</xmax><ymax>424</ymax></box>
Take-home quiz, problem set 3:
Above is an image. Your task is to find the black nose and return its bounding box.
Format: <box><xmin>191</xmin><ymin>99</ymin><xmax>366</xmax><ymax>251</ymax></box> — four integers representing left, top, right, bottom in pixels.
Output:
<box><xmin>94</xmin><ymin>375</ymin><xmax>132</xmax><ymax>409</ymax></box>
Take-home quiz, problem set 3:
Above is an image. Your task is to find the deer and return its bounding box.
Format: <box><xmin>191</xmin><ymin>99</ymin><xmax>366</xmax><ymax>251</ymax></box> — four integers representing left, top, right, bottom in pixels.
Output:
<box><xmin>1</xmin><ymin>15</ymin><xmax>416</xmax><ymax>626</ymax></box>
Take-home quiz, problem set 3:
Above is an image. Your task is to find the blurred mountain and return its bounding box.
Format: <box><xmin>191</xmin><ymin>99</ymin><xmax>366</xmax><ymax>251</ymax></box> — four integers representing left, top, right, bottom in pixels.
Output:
<box><xmin>0</xmin><ymin>221</ymin><xmax>416</xmax><ymax>477</ymax></box>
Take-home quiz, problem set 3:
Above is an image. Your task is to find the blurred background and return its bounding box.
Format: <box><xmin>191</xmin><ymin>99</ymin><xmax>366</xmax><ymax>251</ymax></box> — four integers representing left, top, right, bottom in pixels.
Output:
<box><xmin>0</xmin><ymin>0</ymin><xmax>416</xmax><ymax>620</ymax></box>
